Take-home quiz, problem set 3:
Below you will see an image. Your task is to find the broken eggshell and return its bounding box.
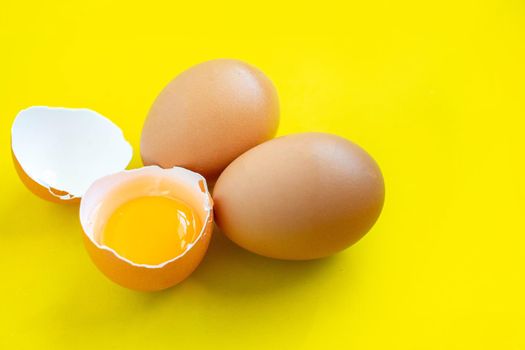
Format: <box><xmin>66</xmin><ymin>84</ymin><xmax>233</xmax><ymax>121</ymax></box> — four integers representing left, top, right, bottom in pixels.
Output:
<box><xmin>11</xmin><ymin>106</ymin><xmax>132</xmax><ymax>203</ymax></box>
<box><xmin>79</xmin><ymin>166</ymin><xmax>214</xmax><ymax>291</ymax></box>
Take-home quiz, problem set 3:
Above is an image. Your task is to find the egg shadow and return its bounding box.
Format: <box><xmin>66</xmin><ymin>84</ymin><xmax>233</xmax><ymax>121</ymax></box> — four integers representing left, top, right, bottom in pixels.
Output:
<box><xmin>5</xmin><ymin>187</ymin><xmax>340</xmax><ymax>306</ymax></box>
<box><xmin>187</xmin><ymin>225</ymin><xmax>342</xmax><ymax>296</ymax></box>
<box><xmin>101</xmin><ymin>226</ymin><xmax>342</xmax><ymax>310</ymax></box>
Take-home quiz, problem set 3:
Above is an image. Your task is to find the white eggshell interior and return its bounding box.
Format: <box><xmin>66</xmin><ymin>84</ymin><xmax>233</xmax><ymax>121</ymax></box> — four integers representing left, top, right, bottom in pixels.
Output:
<box><xmin>79</xmin><ymin>166</ymin><xmax>213</xmax><ymax>267</ymax></box>
<box><xmin>11</xmin><ymin>106</ymin><xmax>133</xmax><ymax>199</ymax></box>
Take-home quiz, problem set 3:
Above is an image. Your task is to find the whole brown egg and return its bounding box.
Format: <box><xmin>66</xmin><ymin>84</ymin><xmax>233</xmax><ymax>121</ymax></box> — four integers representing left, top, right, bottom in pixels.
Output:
<box><xmin>141</xmin><ymin>59</ymin><xmax>280</xmax><ymax>181</ymax></box>
<box><xmin>213</xmin><ymin>132</ymin><xmax>385</xmax><ymax>260</ymax></box>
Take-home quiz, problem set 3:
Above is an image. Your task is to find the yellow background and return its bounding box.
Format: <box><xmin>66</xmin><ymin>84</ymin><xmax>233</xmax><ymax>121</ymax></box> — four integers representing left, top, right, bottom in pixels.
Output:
<box><xmin>1</xmin><ymin>0</ymin><xmax>524</xmax><ymax>348</ymax></box>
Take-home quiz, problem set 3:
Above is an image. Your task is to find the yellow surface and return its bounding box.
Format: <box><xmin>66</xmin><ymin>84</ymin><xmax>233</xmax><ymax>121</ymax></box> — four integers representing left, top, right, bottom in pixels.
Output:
<box><xmin>0</xmin><ymin>0</ymin><xmax>524</xmax><ymax>348</ymax></box>
<box><xmin>100</xmin><ymin>196</ymin><xmax>200</xmax><ymax>265</ymax></box>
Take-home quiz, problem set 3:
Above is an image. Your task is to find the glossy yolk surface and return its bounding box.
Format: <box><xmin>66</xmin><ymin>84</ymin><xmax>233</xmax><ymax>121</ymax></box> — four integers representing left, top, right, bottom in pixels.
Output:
<box><xmin>100</xmin><ymin>196</ymin><xmax>201</xmax><ymax>265</ymax></box>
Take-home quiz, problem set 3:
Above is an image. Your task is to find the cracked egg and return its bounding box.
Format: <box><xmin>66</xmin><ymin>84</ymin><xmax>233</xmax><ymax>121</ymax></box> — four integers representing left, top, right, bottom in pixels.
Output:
<box><xmin>80</xmin><ymin>166</ymin><xmax>213</xmax><ymax>291</ymax></box>
<box><xmin>12</xmin><ymin>107</ymin><xmax>213</xmax><ymax>291</ymax></box>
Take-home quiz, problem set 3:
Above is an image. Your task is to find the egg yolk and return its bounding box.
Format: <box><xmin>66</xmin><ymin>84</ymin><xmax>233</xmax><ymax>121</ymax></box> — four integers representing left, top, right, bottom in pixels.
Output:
<box><xmin>100</xmin><ymin>196</ymin><xmax>201</xmax><ymax>265</ymax></box>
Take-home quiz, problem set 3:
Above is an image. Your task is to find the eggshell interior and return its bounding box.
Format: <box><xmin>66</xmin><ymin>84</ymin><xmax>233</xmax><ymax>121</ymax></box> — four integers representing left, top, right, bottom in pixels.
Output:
<box><xmin>80</xmin><ymin>166</ymin><xmax>213</xmax><ymax>268</ymax></box>
<box><xmin>12</xmin><ymin>150</ymin><xmax>80</xmax><ymax>204</ymax></box>
<box><xmin>11</xmin><ymin>106</ymin><xmax>132</xmax><ymax>201</ymax></box>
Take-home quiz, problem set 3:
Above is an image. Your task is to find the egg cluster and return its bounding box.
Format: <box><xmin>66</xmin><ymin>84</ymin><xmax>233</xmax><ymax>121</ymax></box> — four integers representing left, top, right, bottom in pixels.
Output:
<box><xmin>11</xmin><ymin>59</ymin><xmax>384</xmax><ymax>291</ymax></box>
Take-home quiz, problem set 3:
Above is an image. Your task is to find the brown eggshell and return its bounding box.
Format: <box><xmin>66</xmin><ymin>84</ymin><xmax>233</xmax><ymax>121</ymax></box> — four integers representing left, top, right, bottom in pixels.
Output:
<box><xmin>141</xmin><ymin>59</ymin><xmax>280</xmax><ymax>181</ymax></box>
<box><xmin>213</xmin><ymin>132</ymin><xmax>385</xmax><ymax>260</ymax></box>
<box><xmin>11</xmin><ymin>106</ymin><xmax>132</xmax><ymax>203</ymax></box>
<box><xmin>80</xmin><ymin>166</ymin><xmax>214</xmax><ymax>291</ymax></box>
<box><xmin>12</xmin><ymin>151</ymin><xmax>79</xmax><ymax>204</ymax></box>
<box><xmin>83</xmin><ymin>214</ymin><xmax>213</xmax><ymax>291</ymax></box>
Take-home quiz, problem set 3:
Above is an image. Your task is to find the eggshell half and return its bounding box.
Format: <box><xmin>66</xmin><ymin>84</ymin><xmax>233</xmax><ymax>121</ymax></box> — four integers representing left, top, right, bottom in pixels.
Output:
<box><xmin>11</xmin><ymin>107</ymin><xmax>132</xmax><ymax>202</ymax></box>
<box><xmin>141</xmin><ymin>59</ymin><xmax>280</xmax><ymax>181</ymax></box>
<box><xmin>80</xmin><ymin>166</ymin><xmax>213</xmax><ymax>291</ymax></box>
<box><xmin>12</xmin><ymin>150</ymin><xmax>77</xmax><ymax>204</ymax></box>
<box><xmin>213</xmin><ymin>132</ymin><xmax>385</xmax><ymax>260</ymax></box>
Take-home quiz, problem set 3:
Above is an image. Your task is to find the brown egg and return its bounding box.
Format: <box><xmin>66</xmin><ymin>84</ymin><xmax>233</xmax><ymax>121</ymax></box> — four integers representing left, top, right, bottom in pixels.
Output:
<box><xmin>141</xmin><ymin>59</ymin><xmax>280</xmax><ymax>181</ymax></box>
<box><xmin>213</xmin><ymin>132</ymin><xmax>385</xmax><ymax>260</ymax></box>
